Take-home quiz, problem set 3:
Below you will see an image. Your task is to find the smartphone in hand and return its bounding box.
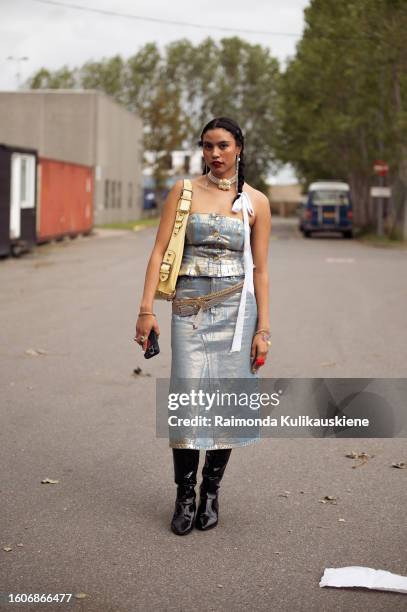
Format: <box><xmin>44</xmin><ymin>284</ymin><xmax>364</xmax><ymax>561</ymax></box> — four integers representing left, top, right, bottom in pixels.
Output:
<box><xmin>144</xmin><ymin>329</ymin><xmax>160</xmax><ymax>359</ymax></box>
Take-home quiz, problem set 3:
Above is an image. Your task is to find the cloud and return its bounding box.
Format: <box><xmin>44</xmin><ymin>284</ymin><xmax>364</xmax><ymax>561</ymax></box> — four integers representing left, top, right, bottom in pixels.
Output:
<box><xmin>0</xmin><ymin>0</ymin><xmax>308</xmax><ymax>89</ymax></box>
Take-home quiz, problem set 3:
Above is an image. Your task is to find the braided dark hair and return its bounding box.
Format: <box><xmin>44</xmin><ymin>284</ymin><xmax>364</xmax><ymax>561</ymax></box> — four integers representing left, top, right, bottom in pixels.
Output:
<box><xmin>198</xmin><ymin>117</ymin><xmax>245</xmax><ymax>205</ymax></box>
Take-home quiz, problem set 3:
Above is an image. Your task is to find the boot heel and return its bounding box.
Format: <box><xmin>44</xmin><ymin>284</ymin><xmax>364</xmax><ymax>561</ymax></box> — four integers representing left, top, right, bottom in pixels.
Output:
<box><xmin>170</xmin><ymin>449</ymin><xmax>199</xmax><ymax>536</ymax></box>
<box><xmin>195</xmin><ymin>449</ymin><xmax>231</xmax><ymax>531</ymax></box>
<box><xmin>195</xmin><ymin>490</ymin><xmax>219</xmax><ymax>530</ymax></box>
<box><xmin>171</xmin><ymin>486</ymin><xmax>196</xmax><ymax>535</ymax></box>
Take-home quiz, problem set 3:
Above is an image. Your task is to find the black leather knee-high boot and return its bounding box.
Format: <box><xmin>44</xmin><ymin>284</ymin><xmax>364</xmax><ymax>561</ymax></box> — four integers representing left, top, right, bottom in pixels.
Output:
<box><xmin>195</xmin><ymin>448</ymin><xmax>232</xmax><ymax>531</ymax></box>
<box><xmin>171</xmin><ymin>448</ymin><xmax>200</xmax><ymax>536</ymax></box>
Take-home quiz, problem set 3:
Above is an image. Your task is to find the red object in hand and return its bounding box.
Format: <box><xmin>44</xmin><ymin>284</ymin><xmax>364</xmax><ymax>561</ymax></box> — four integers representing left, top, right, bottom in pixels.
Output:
<box><xmin>254</xmin><ymin>357</ymin><xmax>265</xmax><ymax>367</ymax></box>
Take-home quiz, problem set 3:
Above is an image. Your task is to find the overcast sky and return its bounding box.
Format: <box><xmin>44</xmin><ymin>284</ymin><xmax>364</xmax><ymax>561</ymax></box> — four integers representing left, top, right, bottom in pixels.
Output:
<box><xmin>1</xmin><ymin>0</ymin><xmax>309</xmax><ymax>89</ymax></box>
<box><xmin>1</xmin><ymin>0</ymin><xmax>309</xmax><ymax>182</ymax></box>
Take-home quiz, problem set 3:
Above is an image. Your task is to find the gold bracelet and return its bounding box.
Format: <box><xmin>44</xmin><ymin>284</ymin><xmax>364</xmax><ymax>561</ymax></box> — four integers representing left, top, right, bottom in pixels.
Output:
<box><xmin>254</xmin><ymin>329</ymin><xmax>271</xmax><ymax>345</ymax></box>
<box><xmin>254</xmin><ymin>328</ymin><xmax>270</xmax><ymax>336</ymax></box>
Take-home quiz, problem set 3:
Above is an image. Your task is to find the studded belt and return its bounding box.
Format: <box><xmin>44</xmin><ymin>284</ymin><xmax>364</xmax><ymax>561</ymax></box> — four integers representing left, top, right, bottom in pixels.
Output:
<box><xmin>172</xmin><ymin>280</ymin><xmax>244</xmax><ymax>328</ymax></box>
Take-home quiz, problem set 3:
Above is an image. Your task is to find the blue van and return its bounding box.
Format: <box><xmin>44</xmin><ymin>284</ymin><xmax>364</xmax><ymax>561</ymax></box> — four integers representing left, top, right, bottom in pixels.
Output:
<box><xmin>299</xmin><ymin>181</ymin><xmax>353</xmax><ymax>238</ymax></box>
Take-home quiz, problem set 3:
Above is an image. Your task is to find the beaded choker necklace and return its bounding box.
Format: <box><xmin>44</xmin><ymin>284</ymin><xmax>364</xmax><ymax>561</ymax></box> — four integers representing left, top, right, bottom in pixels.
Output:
<box><xmin>207</xmin><ymin>170</ymin><xmax>238</xmax><ymax>191</ymax></box>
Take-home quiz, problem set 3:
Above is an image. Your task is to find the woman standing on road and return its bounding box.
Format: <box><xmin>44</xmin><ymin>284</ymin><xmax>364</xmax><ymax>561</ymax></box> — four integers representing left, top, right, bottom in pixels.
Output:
<box><xmin>135</xmin><ymin>117</ymin><xmax>271</xmax><ymax>535</ymax></box>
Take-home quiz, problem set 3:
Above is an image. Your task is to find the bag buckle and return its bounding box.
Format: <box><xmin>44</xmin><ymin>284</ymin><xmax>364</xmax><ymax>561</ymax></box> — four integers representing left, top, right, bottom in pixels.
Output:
<box><xmin>159</xmin><ymin>250</ymin><xmax>175</xmax><ymax>281</ymax></box>
<box><xmin>181</xmin><ymin>187</ymin><xmax>192</xmax><ymax>200</ymax></box>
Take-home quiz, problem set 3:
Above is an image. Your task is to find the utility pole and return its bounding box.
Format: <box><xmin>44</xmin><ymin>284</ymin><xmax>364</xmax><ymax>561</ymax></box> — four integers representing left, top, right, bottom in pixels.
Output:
<box><xmin>6</xmin><ymin>56</ymin><xmax>29</xmax><ymax>89</ymax></box>
<box><xmin>372</xmin><ymin>161</ymin><xmax>390</xmax><ymax>236</ymax></box>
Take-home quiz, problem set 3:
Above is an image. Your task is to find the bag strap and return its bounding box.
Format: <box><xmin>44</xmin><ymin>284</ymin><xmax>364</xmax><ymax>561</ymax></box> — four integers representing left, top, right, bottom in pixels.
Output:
<box><xmin>172</xmin><ymin>178</ymin><xmax>192</xmax><ymax>236</ymax></box>
<box><xmin>157</xmin><ymin>179</ymin><xmax>192</xmax><ymax>283</ymax></box>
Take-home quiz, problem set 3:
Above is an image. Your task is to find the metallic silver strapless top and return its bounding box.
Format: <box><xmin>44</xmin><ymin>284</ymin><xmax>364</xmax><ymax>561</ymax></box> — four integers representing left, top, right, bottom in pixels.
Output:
<box><xmin>178</xmin><ymin>213</ymin><xmax>245</xmax><ymax>277</ymax></box>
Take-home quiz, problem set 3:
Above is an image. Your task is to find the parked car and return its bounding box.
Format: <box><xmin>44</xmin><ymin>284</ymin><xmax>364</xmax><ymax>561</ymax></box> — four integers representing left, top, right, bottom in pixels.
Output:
<box><xmin>299</xmin><ymin>181</ymin><xmax>353</xmax><ymax>238</ymax></box>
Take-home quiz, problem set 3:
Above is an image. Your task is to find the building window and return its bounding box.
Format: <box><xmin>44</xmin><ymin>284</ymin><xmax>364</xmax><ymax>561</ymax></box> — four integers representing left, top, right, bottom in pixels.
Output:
<box><xmin>20</xmin><ymin>158</ymin><xmax>27</xmax><ymax>201</ymax></box>
<box><xmin>12</xmin><ymin>153</ymin><xmax>35</xmax><ymax>210</ymax></box>
<box><xmin>117</xmin><ymin>181</ymin><xmax>122</xmax><ymax>208</ymax></box>
<box><xmin>128</xmin><ymin>182</ymin><xmax>133</xmax><ymax>208</ymax></box>
<box><xmin>184</xmin><ymin>155</ymin><xmax>190</xmax><ymax>173</ymax></box>
<box><xmin>104</xmin><ymin>179</ymin><xmax>109</xmax><ymax>209</ymax></box>
<box><xmin>111</xmin><ymin>181</ymin><xmax>116</xmax><ymax>208</ymax></box>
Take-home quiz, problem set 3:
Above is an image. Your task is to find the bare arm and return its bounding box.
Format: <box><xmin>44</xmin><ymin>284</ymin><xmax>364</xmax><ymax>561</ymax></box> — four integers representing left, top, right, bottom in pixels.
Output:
<box><xmin>135</xmin><ymin>179</ymin><xmax>184</xmax><ymax>349</ymax></box>
<box><xmin>251</xmin><ymin>192</ymin><xmax>272</xmax><ymax>330</ymax></box>
<box><xmin>250</xmin><ymin>192</ymin><xmax>272</xmax><ymax>368</ymax></box>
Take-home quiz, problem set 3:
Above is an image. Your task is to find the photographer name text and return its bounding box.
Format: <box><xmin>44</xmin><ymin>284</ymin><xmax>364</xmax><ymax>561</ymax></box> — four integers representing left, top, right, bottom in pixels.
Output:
<box><xmin>168</xmin><ymin>415</ymin><xmax>370</xmax><ymax>428</ymax></box>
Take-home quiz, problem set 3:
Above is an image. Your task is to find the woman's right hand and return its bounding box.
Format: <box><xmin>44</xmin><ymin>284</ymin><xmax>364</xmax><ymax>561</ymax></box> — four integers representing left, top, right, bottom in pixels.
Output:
<box><xmin>134</xmin><ymin>314</ymin><xmax>160</xmax><ymax>352</ymax></box>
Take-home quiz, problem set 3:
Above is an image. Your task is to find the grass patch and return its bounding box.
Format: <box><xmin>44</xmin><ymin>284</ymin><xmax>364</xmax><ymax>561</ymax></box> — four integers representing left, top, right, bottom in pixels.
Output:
<box><xmin>95</xmin><ymin>217</ymin><xmax>160</xmax><ymax>231</ymax></box>
<box><xmin>357</xmin><ymin>232</ymin><xmax>407</xmax><ymax>248</ymax></box>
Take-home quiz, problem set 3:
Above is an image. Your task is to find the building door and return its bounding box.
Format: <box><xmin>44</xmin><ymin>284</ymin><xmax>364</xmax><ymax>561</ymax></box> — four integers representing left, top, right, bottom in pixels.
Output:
<box><xmin>10</xmin><ymin>153</ymin><xmax>35</xmax><ymax>239</ymax></box>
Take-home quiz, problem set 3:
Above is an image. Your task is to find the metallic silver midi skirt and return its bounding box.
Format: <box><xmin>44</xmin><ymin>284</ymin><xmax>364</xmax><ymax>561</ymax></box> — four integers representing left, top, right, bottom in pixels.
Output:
<box><xmin>169</xmin><ymin>274</ymin><xmax>260</xmax><ymax>450</ymax></box>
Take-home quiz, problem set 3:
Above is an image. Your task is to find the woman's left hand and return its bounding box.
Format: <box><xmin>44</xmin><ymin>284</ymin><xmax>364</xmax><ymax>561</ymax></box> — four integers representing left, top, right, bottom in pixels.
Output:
<box><xmin>250</xmin><ymin>334</ymin><xmax>270</xmax><ymax>373</ymax></box>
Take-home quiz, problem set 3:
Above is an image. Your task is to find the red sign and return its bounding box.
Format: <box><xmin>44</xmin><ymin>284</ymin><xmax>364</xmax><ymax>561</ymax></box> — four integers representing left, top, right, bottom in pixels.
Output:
<box><xmin>373</xmin><ymin>160</ymin><xmax>389</xmax><ymax>176</ymax></box>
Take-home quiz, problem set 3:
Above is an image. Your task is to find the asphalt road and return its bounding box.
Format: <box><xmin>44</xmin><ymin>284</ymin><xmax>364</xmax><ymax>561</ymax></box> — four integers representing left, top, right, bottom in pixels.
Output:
<box><xmin>1</xmin><ymin>219</ymin><xmax>406</xmax><ymax>612</ymax></box>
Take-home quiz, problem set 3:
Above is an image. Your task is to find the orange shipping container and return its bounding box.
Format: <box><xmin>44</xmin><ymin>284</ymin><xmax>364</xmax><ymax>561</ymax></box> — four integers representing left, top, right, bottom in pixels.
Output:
<box><xmin>37</xmin><ymin>158</ymin><xmax>93</xmax><ymax>242</ymax></box>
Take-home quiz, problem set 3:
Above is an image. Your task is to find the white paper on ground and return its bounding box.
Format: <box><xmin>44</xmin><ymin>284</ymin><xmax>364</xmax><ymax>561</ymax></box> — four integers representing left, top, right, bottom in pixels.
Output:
<box><xmin>320</xmin><ymin>567</ymin><xmax>407</xmax><ymax>594</ymax></box>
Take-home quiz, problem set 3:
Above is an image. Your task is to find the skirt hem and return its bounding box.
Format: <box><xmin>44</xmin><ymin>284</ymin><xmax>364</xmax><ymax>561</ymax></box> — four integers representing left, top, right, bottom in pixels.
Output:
<box><xmin>169</xmin><ymin>438</ymin><xmax>261</xmax><ymax>450</ymax></box>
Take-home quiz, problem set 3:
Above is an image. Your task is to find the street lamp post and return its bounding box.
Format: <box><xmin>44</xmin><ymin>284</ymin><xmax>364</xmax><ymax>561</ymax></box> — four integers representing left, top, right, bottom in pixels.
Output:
<box><xmin>6</xmin><ymin>56</ymin><xmax>29</xmax><ymax>89</ymax></box>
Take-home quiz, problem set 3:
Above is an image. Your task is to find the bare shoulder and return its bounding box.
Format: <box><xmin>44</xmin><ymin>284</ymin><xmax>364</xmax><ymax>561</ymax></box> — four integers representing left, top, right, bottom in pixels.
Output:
<box><xmin>244</xmin><ymin>182</ymin><xmax>271</xmax><ymax>216</ymax></box>
<box><xmin>190</xmin><ymin>175</ymin><xmax>205</xmax><ymax>189</ymax></box>
<box><xmin>171</xmin><ymin>177</ymin><xmax>186</xmax><ymax>194</ymax></box>
<box><xmin>162</xmin><ymin>178</ymin><xmax>185</xmax><ymax>207</ymax></box>
<box><xmin>164</xmin><ymin>177</ymin><xmax>201</xmax><ymax>207</ymax></box>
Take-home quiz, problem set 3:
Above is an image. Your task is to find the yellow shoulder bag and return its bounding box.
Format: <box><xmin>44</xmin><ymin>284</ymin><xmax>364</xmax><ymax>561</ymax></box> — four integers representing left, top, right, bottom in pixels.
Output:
<box><xmin>154</xmin><ymin>178</ymin><xmax>192</xmax><ymax>301</ymax></box>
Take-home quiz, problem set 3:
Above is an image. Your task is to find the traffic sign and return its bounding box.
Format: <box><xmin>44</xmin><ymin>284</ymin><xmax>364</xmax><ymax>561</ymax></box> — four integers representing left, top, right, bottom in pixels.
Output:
<box><xmin>373</xmin><ymin>160</ymin><xmax>389</xmax><ymax>176</ymax></box>
<box><xmin>370</xmin><ymin>186</ymin><xmax>391</xmax><ymax>198</ymax></box>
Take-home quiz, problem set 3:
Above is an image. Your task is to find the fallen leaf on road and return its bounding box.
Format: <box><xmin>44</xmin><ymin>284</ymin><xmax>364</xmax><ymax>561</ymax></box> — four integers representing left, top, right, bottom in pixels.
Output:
<box><xmin>133</xmin><ymin>367</ymin><xmax>151</xmax><ymax>377</ymax></box>
<box><xmin>3</xmin><ymin>547</ymin><xmax>12</xmax><ymax>552</ymax></box>
<box><xmin>391</xmin><ymin>462</ymin><xmax>407</xmax><ymax>469</ymax></box>
<box><xmin>25</xmin><ymin>348</ymin><xmax>48</xmax><ymax>357</ymax></box>
<box><xmin>74</xmin><ymin>593</ymin><xmax>89</xmax><ymax>600</ymax></box>
<box><xmin>319</xmin><ymin>495</ymin><xmax>337</xmax><ymax>504</ymax></box>
<box><xmin>345</xmin><ymin>451</ymin><xmax>372</xmax><ymax>467</ymax></box>
<box><xmin>41</xmin><ymin>478</ymin><xmax>59</xmax><ymax>484</ymax></box>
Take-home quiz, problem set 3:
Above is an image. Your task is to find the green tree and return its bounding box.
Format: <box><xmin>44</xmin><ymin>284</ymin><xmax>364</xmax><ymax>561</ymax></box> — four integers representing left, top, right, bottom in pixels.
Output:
<box><xmin>27</xmin><ymin>37</ymin><xmax>281</xmax><ymax>197</ymax></box>
<box><xmin>181</xmin><ymin>37</ymin><xmax>281</xmax><ymax>192</ymax></box>
<box><xmin>125</xmin><ymin>42</ymin><xmax>190</xmax><ymax>199</ymax></box>
<box><xmin>80</xmin><ymin>55</ymin><xmax>126</xmax><ymax>104</ymax></box>
<box><xmin>277</xmin><ymin>0</ymin><xmax>407</xmax><ymax>229</ymax></box>
<box><xmin>29</xmin><ymin>65</ymin><xmax>77</xmax><ymax>89</ymax></box>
